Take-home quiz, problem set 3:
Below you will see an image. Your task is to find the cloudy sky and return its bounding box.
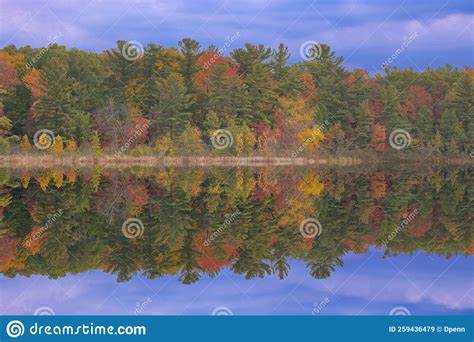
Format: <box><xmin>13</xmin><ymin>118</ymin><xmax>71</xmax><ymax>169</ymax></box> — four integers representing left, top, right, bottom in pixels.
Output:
<box><xmin>0</xmin><ymin>0</ymin><xmax>473</xmax><ymax>71</ymax></box>
<box><xmin>1</xmin><ymin>249</ymin><xmax>473</xmax><ymax>315</ymax></box>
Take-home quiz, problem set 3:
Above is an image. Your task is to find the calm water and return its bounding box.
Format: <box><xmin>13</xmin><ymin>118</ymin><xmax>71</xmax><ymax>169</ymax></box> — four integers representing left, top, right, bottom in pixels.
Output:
<box><xmin>0</xmin><ymin>166</ymin><xmax>472</xmax><ymax>315</ymax></box>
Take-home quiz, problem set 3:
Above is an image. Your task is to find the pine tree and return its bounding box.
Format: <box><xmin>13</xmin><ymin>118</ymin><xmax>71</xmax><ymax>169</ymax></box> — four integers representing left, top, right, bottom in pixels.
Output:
<box><xmin>90</xmin><ymin>131</ymin><xmax>101</xmax><ymax>157</ymax></box>
<box><xmin>439</xmin><ymin>110</ymin><xmax>457</xmax><ymax>143</ymax></box>
<box><xmin>231</xmin><ymin>44</ymin><xmax>275</xmax><ymax>125</ymax></box>
<box><xmin>178</xmin><ymin>38</ymin><xmax>201</xmax><ymax>99</ymax></box>
<box><xmin>431</xmin><ymin>130</ymin><xmax>443</xmax><ymax>152</ymax></box>
<box><xmin>33</xmin><ymin>47</ymin><xmax>76</xmax><ymax>136</ymax></box>
<box><xmin>415</xmin><ymin>106</ymin><xmax>434</xmax><ymax>146</ymax></box>
<box><xmin>466</xmin><ymin>122</ymin><xmax>474</xmax><ymax>155</ymax></box>
<box><xmin>2</xmin><ymin>84</ymin><xmax>33</xmax><ymax>136</ymax></box>
<box><xmin>449</xmin><ymin>72</ymin><xmax>473</xmax><ymax>130</ymax></box>
<box><xmin>231</xmin><ymin>43</ymin><xmax>273</xmax><ymax>76</ymax></box>
<box><xmin>241</xmin><ymin>121</ymin><xmax>256</xmax><ymax>154</ymax></box>
<box><xmin>155</xmin><ymin>74</ymin><xmax>192</xmax><ymax>137</ymax></box>
<box><xmin>355</xmin><ymin>100</ymin><xmax>374</xmax><ymax>148</ymax></box>
<box><xmin>453</xmin><ymin>122</ymin><xmax>466</xmax><ymax>152</ymax></box>
<box><xmin>271</xmin><ymin>43</ymin><xmax>290</xmax><ymax>81</ymax></box>
<box><xmin>380</xmin><ymin>83</ymin><xmax>402</xmax><ymax>131</ymax></box>
<box><xmin>204</xmin><ymin>110</ymin><xmax>221</xmax><ymax>138</ymax></box>
<box><xmin>245</xmin><ymin>62</ymin><xmax>276</xmax><ymax>125</ymax></box>
<box><xmin>271</xmin><ymin>44</ymin><xmax>301</xmax><ymax>97</ymax></box>
<box><xmin>447</xmin><ymin>138</ymin><xmax>459</xmax><ymax>155</ymax></box>
<box><xmin>208</xmin><ymin>63</ymin><xmax>233</xmax><ymax>116</ymax></box>
<box><xmin>305</xmin><ymin>44</ymin><xmax>349</xmax><ymax>123</ymax></box>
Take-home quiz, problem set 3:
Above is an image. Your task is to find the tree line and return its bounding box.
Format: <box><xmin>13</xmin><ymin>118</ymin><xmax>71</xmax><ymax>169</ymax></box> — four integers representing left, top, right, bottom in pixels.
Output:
<box><xmin>0</xmin><ymin>40</ymin><xmax>472</xmax><ymax>156</ymax></box>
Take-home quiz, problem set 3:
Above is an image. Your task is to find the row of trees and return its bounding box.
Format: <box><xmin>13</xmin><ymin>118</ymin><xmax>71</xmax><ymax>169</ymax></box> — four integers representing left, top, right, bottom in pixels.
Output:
<box><xmin>0</xmin><ymin>166</ymin><xmax>471</xmax><ymax>283</ymax></box>
<box><xmin>0</xmin><ymin>40</ymin><xmax>472</xmax><ymax>155</ymax></box>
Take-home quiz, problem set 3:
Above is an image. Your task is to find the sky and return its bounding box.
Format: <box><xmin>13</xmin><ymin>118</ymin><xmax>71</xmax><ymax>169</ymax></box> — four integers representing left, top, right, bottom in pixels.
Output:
<box><xmin>1</xmin><ymin>249</ymin><xmax>473</xmax><ymax>315</ymax></box>
<box><xmin>0</xmin><ymin>0</ymin><xmax>473</xmax><ymax>72</ymax></box>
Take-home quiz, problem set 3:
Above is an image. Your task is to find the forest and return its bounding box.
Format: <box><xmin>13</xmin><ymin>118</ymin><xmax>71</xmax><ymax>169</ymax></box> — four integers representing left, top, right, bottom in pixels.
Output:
<box><xmin>0</xmin><ymin>39</ymin><xmax>472</xmax><ymax>157</ymax></box>
<box><xmin>0</xmin><ymin>166</ymin><xmax>471</xmax><ymax>283</ymax></box>
<box><xmin>0</xmin><ymin>39</ymin><xmax>472</xmax><ymax>284</ymax></box>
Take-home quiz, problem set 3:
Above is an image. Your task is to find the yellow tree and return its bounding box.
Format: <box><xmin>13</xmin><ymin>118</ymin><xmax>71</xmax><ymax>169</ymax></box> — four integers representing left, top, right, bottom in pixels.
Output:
<box><xmin>278</xmin><ymin>97</ymin><xmax>322</xmax><ymax>153</ymax></box>
<box><xmin>66</xmin><ymin>139</ymin><xmax>78</xmax><ymax>152</ymax></box>
<box><xmin>299</xmin><ymin>172</ymin><xmax>325</xmax><ymax>196</ymax></box>
<box><xmin>20</xmin><ymin>135</ymin><xmax>31</xmax><ymax>151</ymax></box>
<box><xmin>52</xmin><ymin>170</ymin><xmax>64</xmax><ymax>188</ymax></box>
<box><xmin>52</xmin><ymin>135</ymin><xmax>64</xmax><ymax>152</ymax></box>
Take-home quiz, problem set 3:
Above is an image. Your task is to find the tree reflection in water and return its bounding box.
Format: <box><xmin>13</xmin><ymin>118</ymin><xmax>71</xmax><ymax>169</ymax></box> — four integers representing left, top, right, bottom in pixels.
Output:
<box><xmin>0</xmin><ymin>166</ymin><xmax>471</xmax><ymax>284</ymax></box>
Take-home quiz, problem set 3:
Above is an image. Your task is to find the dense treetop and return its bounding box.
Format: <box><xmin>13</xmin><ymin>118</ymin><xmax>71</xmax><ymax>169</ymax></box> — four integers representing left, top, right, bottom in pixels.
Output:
<box><xmin>0</xmin><ymin>40</ymin><xmax>472</xmax><ymax>156</ymax></box>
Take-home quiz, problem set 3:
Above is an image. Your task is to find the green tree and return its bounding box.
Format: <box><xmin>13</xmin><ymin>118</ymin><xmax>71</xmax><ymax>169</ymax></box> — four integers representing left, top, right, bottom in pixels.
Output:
<box><xmin>154</xmin><ymin>74</ymin><xmax>192</xmax><ymax>137</ymax></box>
<box><xmin>178</xmin><ymin>38</ymin><xmax>202</xmax><ymax>99</ymax></box>
<box><xmin>439</xmin><ymin>110</ymin><xmax>457</xmax><ymax>143</ymax></box>
<box><xmin>415</xmin><ymin>106</ymin><xmax>434</xmax><ymax>146</ymax></box>
<box><xmin>355</xmin><ymin>100</ymin><xmax>374</xmax><ymax>148</ymax></box>
<box><xmin>2</xmin><ymin>84</ymin><xmax>33</xmax><ymax>136</ymax></box>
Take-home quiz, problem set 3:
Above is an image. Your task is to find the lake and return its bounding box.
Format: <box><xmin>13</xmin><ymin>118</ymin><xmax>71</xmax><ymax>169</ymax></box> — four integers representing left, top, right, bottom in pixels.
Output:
<box><xmin>0</xmin><ymin>165</ymin><xmax>472</xmax><ymax>315</ymax></box>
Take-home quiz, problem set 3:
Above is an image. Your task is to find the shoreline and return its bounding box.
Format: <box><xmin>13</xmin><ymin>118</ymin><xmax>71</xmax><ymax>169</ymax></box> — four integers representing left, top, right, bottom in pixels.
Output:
<box><xmin>0</xmin><ymin>154</ymin><xmax>366</xmax><ymax>168</ymax></box>
<box><xmin>0</xmin><ymin>153</ymin><xmax>471</xmax><ymax>169</ymax></box>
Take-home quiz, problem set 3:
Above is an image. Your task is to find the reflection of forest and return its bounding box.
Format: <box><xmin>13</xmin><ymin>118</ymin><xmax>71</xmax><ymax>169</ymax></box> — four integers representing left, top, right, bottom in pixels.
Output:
<box><xmin>0</xmin><ymin>166</ymin><xmax>472</xmax><ymax>284</ymax></box>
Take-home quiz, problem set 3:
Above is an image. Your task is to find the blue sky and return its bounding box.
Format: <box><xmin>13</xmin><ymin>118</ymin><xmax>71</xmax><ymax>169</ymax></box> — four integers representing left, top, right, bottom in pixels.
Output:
<box><xmin>1</xmin><ymin>249</ymin><xmax>473</xmax><ymax>315</ymax></box>
<box><xmin>0</xmin><ymin>0</ymin><xmax>473</xmax><ymax>71</ymax></box>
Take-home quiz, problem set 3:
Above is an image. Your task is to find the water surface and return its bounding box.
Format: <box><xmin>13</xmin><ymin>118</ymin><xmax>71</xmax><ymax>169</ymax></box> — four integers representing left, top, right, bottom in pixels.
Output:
<box><xmin>0</xmin><ymin>166</ymin><xmax>472</xmax><ymax>315</ymax></box>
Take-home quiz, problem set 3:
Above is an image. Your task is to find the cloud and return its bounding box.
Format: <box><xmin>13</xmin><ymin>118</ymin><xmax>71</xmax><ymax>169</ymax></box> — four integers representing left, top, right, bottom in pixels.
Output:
<box><xmin>1</xmin><ymin>250</ymin><xmax>472</xmax><ymax>315</ymax></box>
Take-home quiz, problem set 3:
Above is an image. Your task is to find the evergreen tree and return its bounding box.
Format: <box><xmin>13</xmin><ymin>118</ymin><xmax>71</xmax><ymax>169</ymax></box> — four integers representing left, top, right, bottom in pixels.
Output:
<box><xmin>304</xmin><ymin>44</ymin><xmax>349</xmax><ymax>123</ymax></box>
<box><xmin>2</xmin><ymin>84</ymin><xmax>33</xmax><ymax>136</ymax></box>
<box><xmin>154</xmin><ymin>74</ymin><xmax>192</xmax><ymax>137</ymax></box>
<box><xmin>453</xmin><ymin>122</ymin><xmax>466</xmax><ymax>152</ymax></box>
<box><xmin>355</xmin><ymin>100</ymin><xmax>374</xmax><ymax>148</ymax></box>
<box><xmin>415</xmin><ymin>106</ymin><xmax>434</xmax><ymax>146</ymax></box>
<box><xmin>178</xmin><ymin>38</ymin><xmax>202</xmax><ymax>99</ymax></box>
<box><xmin>439</xmin><ymin>110</ymin><xmax>457</xmax><ymax>143</ymax></box>
<box><xmin>449</xmin><ymin>72</ymin><xmax>473</xmax><ymax>130</ymax></box>
<box><xmin>379</xmin><ymin>83</ymin><xmax>402</xmax><ymax>131</ymax></box>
